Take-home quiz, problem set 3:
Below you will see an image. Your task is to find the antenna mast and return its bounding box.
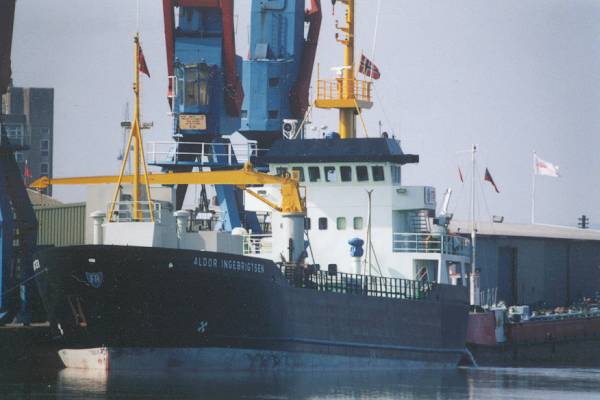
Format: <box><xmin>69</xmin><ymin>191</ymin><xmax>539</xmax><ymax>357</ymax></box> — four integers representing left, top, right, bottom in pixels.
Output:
<box><xmin>315</xmin><ymin>0</ymin><xmax>373</xmax><ymax>138</ymax></box>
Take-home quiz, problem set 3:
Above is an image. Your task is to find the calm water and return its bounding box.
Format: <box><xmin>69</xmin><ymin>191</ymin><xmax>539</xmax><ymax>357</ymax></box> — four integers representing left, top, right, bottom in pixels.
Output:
<box><xmin>1</xmin><ymin>366</ymin><xmax>599</xmax><ymax>399</ymax></box>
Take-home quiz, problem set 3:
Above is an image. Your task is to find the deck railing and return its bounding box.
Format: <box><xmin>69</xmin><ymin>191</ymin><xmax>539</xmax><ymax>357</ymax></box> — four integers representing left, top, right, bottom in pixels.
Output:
<box><xmin>280</xmin><ymin>265</ymin><xmax>435</xmax><ymax>301</ymax></box>
<box><xmin>316</xmin><ymin>78</ymin><xmax>373</xmax><ymax>103</ymax></box>
<box><xmin>147</xmin><ymin>141</ymin><xmax>263</xmax><ymax>166</ymax></box>
<box><xmin>107</xmin><ymin>201</ymin><xmax>162</xmax><ymax>223</ymax></box>
<box><xmin>392</xmin><ymin>233</ymin><xmax>470</xmax><ymax>257</ymax></box>
<box><xmin>243</xmin><ymin>234</ymin><xmax>272</xmax><ymax>257</ymax></box>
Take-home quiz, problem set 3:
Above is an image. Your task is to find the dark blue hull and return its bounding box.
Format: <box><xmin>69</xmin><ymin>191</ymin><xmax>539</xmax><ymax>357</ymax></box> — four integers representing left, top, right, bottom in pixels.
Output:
<box><xmin>35</xmin><ymin>245</ymin><xmax>469</xmax><ymax>369</ymax></box>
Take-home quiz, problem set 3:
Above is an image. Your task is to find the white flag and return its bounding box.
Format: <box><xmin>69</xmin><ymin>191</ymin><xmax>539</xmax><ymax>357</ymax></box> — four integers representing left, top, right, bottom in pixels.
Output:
<box><xmin>534</xmin><ymin>154</ymin><xmax>559</xmax><ymax>177</ymax></box>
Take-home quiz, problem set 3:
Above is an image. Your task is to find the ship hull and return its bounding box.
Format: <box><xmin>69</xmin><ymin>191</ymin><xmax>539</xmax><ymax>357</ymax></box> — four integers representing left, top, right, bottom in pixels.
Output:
<box><xmin>35</xmin><ymin>245</ymin><xmax>469</xmax><ymax>370</ymax></box>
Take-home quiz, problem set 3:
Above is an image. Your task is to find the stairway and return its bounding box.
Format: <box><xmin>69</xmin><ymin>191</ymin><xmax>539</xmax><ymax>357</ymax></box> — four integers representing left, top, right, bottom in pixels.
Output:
<box><xmin>409</xmin><ymin>210</ymin><xmax>430</xmax><ymax>233</ymax></box>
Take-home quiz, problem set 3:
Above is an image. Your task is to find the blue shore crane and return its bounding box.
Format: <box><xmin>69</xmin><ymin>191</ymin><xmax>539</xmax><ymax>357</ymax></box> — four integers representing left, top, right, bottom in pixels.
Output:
<box><xmin>159</xmin><ymin>0</ymin><xmax>321</xmax><ymax>231</ymax></box>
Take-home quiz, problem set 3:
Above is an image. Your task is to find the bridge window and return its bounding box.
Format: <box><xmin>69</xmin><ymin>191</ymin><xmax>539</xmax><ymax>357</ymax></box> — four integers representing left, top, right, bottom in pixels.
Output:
<box><xmin>340</xmin><ymin>166</ymin><xmax>352</xmax><ymax>182</ymax></box>
<box><xmin>292</xmin><ymin>167</ymin><xmax>305</xmax><ymax>182</ymax></box>
<box><xmin>337</xmin><ymin>217</ymin><xmax>347</xmax><ymax>230</ymax></box>
<box><xmin>324</xmin><ymin>166</ymin><xmax>337</xmax><ymax>182</ymax></box>
<box><xmin>353</xmin><ymin>217</ymin><xmax>364</xmax><ymax>230</ymax></box>
<box><xmin>276</xmin><ymin>167</ymin><xmax>288</xmax><ymax>177</ymax></box>
<box><xmin>40</xmin><ymin>162</ymin><xmax>49</xmax><ymax>175</ymax></box>
<box><xmin>318</xmin><ymin>217</ymin><xmax>328</xmax><ymax>230</ymax></box>
<box><xmin>372</xmin><ymin>166</ymin><xmax>385</xmax><ymax>181</ymax></box>
<box><xmin>356</xmin><ymin>166</ymin><xmax>369</xmax><ymax>182</ymax></box>
<box><xmin>308</xmin><ymin>167</ymin><xmax>321</xmax><ymax>182</ymax></box>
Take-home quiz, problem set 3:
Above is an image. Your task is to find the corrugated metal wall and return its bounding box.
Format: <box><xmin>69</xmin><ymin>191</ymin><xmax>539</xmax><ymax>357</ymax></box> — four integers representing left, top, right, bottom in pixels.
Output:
<box><xmin>34</xmin><ymin>203</ymin><xmax>85</xmax><ymax>247</ymax></box>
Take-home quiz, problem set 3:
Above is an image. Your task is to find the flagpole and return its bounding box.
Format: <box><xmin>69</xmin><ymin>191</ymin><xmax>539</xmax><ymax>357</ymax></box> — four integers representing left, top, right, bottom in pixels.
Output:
<box><xmin>470</xmin><ymin>144</ymin><xmax>477</xmax><ymax>289</ymax></box>
<box><xmin>531</xmin><ymin>151</ymin><xmax>536</xmax><ymax>224</ymax></box>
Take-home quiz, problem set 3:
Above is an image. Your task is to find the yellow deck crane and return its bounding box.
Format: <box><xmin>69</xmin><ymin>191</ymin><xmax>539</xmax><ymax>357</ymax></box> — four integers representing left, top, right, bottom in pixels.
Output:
<box><xmin>29</xmin><ymin>162</ymin><xmax>305</xmax><ymax>215</ymax></box>
<box><xmin>30</xmin><ymin>164</ymin><xmax>307</xmax><ymax>263</ymax></box>
<box><xmin>30</xmin><ymin>33</ymin><xmax>307</xmax><ymax>264</ymax></box>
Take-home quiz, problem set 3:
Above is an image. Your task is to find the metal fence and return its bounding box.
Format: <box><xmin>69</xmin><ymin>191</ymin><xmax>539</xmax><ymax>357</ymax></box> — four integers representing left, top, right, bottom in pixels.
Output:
<box><xmin>281</xmin><ymin>266</ymin><xmax>435</xmax><ymax>301</ymax></box>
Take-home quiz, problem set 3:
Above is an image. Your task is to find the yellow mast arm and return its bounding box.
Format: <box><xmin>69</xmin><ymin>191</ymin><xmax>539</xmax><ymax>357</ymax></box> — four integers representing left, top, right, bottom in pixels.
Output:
<box><xmin>30</xmin><ymin>164</ymin><xmax>305</xmax><ymax>214</ymax></box>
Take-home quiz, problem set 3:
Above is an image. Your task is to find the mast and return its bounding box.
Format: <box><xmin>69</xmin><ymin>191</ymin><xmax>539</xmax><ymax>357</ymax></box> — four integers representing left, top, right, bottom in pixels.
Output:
<box><xmin>108</xmin><ymin>33</ymin><xmax>154</xmax><ymax>222</ymax></box>
<box><xmin>315</xmin><ymin>0</ymin><xmax>373</xmax><ymax>138</ymax></box>
<box><xmin>531</xmin><ymin>151</ymin><xmax>536</xmax><ymax>224</ymax></box>
<box><xmin>470</xmin><ymin>144</ymin><xmax>477</xmax><ymax>287</ymax></box>
<box><xmin>339</xmin><ymin>0</ymin><xmax>355</xmax><ymax>138</ymax></box>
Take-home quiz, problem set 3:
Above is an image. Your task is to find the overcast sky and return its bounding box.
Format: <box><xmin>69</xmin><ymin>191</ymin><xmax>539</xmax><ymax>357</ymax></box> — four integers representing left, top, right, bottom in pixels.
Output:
<box><xmin>10</xmin><ymin>0</ymin><xmax>600</xmax><ymax>227</ymax></box>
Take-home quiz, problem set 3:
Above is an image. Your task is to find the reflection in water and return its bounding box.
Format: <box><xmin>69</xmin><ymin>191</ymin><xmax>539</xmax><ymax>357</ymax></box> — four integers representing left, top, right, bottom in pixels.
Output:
<box><xmin>3</xmin><ymin>366</ymin><xmax>600</xmax><ymax>399</ymax></box>
<box><xmin>56</xmin><ymin>368</ymin><xmax>460</xmax><ymax>399</ymax></box>
<box><xmin>51</xmin><ymin>367</ymin><xmax>600</xmax><ymax>400</ymax></box>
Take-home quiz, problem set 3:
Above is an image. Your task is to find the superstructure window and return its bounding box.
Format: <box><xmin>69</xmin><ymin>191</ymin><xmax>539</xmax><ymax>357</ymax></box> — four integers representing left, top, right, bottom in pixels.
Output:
<box><xmin>304</xmin><ymin>217</ymin><xmax>311</xmax><ymax>230</ymax></box>
<box><xmin>372</xmin><ymin>166</ymin><xmax>385</xmax><ymax>181</ymax></box>
<box><xmin>340</xmin><ymin>166</ymin><xmax>352</xmax><ymax>182</ymax></box>
<box><xmin>292</xmin><ymin>167</ymin><xmax>305</xmax><ymax>182</ymax></box>
<box><xmin>40</xmin><ymin>163</ymin><xmax>49</xmax><ymax>175</ymax></box>
<box><xmin>356</xmin><ymin>166</ymin><xmax>369</xmax><ymax>182</ymax></box>
<box><xmin>308</xmin><ymin>166</ymin><xmax>321</xmax><ymax>182</ymax></box>
<box><xmin>336</xmin><ymin>217</ymin><xmax>347</xmax><ymax>230</ymax></box>
<box><xmin>324</xmin><ymin>166</ymin><xmax>337</xmax><ymax>182</ymax></box>
<box><xmin>318</xmin><ymin>217</ymin><xmax>328</xmax><ymax>230</ymax></box>
<box><xmin>353</xmin><ymin>217</ymin><xmax>364</xmax><ymax>230</ymax></box>
<box><xmin>391</xmin><ymin>165</ymin><xmax>401</xmax><ymax>185</ymax></box>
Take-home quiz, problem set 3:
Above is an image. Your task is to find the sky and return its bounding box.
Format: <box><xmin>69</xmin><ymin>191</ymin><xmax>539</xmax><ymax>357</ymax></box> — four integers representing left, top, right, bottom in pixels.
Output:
<box><xmin>10</xmin><ymin>0</ymin><xmax>600</xmax><ymax>227</ymax></box>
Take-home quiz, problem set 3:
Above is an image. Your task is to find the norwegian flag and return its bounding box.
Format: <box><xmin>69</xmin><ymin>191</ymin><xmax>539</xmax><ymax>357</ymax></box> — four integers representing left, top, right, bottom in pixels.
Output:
<box><xmin>359</xmin><ymin>54</ymin><xmax>381</xmax><ymax>80</ymax></box>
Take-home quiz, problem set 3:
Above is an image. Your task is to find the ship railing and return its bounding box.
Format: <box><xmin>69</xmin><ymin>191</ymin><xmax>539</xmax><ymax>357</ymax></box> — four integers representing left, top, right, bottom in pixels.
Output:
<box><xmin>392</xmin><ymin>233</ymin><xmax>470</xmax><ymax>256</ymax></box>
<box><xmin>280</xmin><ymin>265</ymin><xmax>435</xmax><ymax>301</ymax></box>
<box><xmin>243</xmin><ymin>234</ymin><xmax>272</xmax><ymax>257</ymax></box>
<box><xmin>146</xmin><ymin>141</ymin><xmax>264</xmax><ymax>166</ymax></box>
<box><xmin>107</xmin><ymin>201</ymin><xmax>162</xmax><ymax>223</ymax></box>
<box><xmin>316</xmin><ymin>78</ymin><xmax>373</xmax><ymax>103</ymax></box>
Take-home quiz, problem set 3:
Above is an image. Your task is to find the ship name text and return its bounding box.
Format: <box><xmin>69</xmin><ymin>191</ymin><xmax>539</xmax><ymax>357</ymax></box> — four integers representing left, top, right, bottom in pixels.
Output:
<box><xmin>193</xmin><ymin>256</ymin><xmax>265</xmax><ymax>274</ymax></box>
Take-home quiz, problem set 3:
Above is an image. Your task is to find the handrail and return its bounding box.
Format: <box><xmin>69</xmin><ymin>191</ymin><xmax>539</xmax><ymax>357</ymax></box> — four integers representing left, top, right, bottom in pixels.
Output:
<box><xmin>392</xmin><ymin>232</ymin><xmax>470</xmax><ymax>256</ymax></box>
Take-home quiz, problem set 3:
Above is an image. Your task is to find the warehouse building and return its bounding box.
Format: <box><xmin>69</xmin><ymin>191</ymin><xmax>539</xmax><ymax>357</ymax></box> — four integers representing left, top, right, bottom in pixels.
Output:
<box><xmin>451</xmin><ymin>221</ymin><xmax>600</xmax><ymax>308</ymax></box>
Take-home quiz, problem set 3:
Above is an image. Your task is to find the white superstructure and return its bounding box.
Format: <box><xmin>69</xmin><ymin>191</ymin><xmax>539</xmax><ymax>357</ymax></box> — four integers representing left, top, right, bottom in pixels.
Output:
<box><xmin>244</xmin><ymin>137</ymin><xmax>471</xmax><ymax>285</ymax></box>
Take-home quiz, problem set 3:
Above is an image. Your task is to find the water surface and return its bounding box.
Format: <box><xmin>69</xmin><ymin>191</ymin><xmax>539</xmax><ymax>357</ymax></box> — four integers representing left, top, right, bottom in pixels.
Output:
<box><xmin>2</xmin><ymin>366</ymin><xmax>599</xmax><ymax>399</ymax></box>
